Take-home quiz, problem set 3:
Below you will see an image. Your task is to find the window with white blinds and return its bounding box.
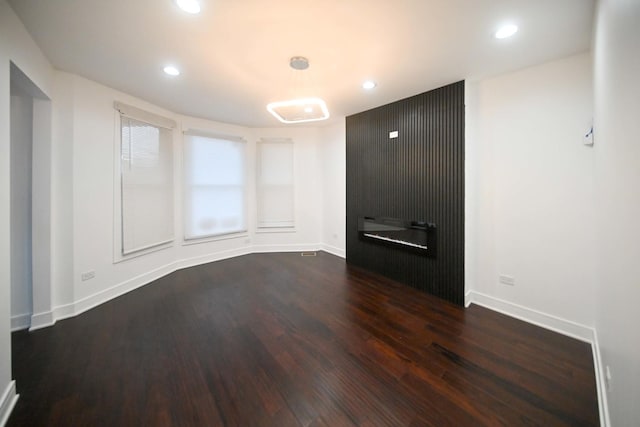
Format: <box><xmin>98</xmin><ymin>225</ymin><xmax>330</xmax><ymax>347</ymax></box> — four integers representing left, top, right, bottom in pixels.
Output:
<box><xmin>120</xmin><ymin>116</ymin><xmax>174</xmax><ymax>254</ymax></box>
<box><xmin>183</xmin><ymin>133</ymin><xmax>247</xmax><ymax>240</ymax></box>
<box><xmin>256</xmin><ymin>139</ymin><xmax>294</xmax><ymax>229</ymax></box>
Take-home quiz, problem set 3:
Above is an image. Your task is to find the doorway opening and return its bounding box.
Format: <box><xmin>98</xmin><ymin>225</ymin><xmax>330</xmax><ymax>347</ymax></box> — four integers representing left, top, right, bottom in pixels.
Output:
<box><xmin>9</xmin><ymin>62</ymin><xmax>52</xmax><ymax>331</ymax></box>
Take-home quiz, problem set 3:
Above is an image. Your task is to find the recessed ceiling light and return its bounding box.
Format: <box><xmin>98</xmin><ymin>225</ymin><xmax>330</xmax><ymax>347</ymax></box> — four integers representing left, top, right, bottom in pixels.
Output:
<box><xmin>163</xmin><ymin>66</ymin><xmax>180</xmax><ymax>76</ymax></box>
<box><xmin>495</xmin><ymin>24</ymin><xmax>518</xmax><ymax>39</ymax></box>
<box><xmin>362</xmin><ymin>80</ymin><xmax>377</xmax><ymax>90</ymax></box>
<box><xmin>176</xmin><ymin>0</ymin><xmax>201</xmax><ymax>14</ymax></box>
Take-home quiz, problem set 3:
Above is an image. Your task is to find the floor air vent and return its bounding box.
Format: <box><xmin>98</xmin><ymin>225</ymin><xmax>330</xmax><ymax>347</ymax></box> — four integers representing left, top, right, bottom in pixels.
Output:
<box><xmin>301</xmin><ymin>252</ymin><xmax>317</xmax><ymax>257</ymax></box>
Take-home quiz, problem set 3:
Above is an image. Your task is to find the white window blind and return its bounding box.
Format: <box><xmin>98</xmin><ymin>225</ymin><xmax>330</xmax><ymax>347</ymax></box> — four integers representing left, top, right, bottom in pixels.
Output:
<box><xmin>183</xmin><ymin>133</ymin><xmax>247</xmax><ymax>240</ymax></box>
<box><xmin>120</xmin><ymin>117</ymin><xmax>174</xmax><ymax>254</ymax></box>
<box><xmin>256</xmin><ymin>139</ymin><xmax>294</xmax><ymax>228</ymax></box>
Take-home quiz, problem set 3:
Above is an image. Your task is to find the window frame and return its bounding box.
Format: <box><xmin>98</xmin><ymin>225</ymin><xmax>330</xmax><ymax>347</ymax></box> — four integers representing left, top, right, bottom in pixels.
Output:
<box><xmin>182</xmin><ymin>130</ymin><xmax>248</xmax><ymax>242</ymax></box>
<box><xmin>113</xmin><ymin>102</ymin><xmax>176</xmax><ymax>262</ymax></box>
<box><xmin>255</xmin><ymin>137</ymin><xmax>295</xmax><ymax>232</ymax></box>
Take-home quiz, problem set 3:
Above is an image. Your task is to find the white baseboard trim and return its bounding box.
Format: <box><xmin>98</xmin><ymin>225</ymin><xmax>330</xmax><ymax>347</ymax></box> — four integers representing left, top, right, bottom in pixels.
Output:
<box><xmin>50</xmin><ymin>247</ymin><xmax>255</xmax><ymax>324</ymax></box>
<box><xmin>467</xmin><ymin>290</ymin><xmax>594</xmax><ymax>343</ymax></box>
<box><xmin>29</xmin><ymin>310</ymin><xmax>55</xmax><ymax>331</ymax></box>
<box><xmin>467</xmin><ymin>290</ymin><xmax>609</xmax><ymax>427</ymax></box>
<box><xmin>10</xmin><ymin>314</ymin><xmax>31</xmax><ymax>332</ymax></box>
<box><xmin>251</xmin><ymin>243</ymin><xmax>322</xmax><ymax>253</ymax></box>
<box><xmin>51</xmin><ymin>302</ymin><xmax>76</xmax><ymax>323</ymax></box>
<box><xmin>320</xmin><ymin>244</ymin><xmax>346</xmax><ymax>258</ymax></box>
<box><xmin>0</xmin><ymin>381</ymin><xmax>18</xmax><ymax>427</ymax></box>
<box><xmin>73</xmin><ymin>262</ymin><xmax>179</xmax><ymax>318</ymax></box>
<box><xmin>14</xmin><ymin>249</ymin><xmax>609</xmax><ymax>425</ymax></box>
<box><xmin>39</xmin><ymin>246</ymin><xmax>297</xmax><ymax>330</ymax></box>
<box><xmin>27</xmin><ymin>245</ymin><xmax>342</xmax><ymax>331</ymax></box>
<box><xmin>591</xmin><ymin>329</ymin><xmax>611</xmax><ymax>427</ymax></box>
<box><xmin>464</xmin><ymin>291</ymin><xmax>472</xmax><ymax>308</ymax></box>
<box><xmin>175</xmin><ymin>247</ymin><xmax>251</xmax><ymax>272</ymax></box>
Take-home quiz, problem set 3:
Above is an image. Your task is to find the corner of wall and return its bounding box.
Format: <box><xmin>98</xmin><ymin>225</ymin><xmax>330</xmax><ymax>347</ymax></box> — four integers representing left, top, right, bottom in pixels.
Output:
<box><xmin>0</xmin><ymin>380</ymin><xmax>18</xmax><ymax>427</ymax></box>
<box><xmin>467</xmin><ymin>290</ymin><xmax>609</xmax><ymax>426</ymax></box>
<box><xmin>591</xmin><ymin>328</ymin><xmax>612</xmax><ymax>427</ymax></box>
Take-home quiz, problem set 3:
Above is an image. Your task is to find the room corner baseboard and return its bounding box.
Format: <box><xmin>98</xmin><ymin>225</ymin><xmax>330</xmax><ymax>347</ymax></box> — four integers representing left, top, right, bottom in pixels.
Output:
<box><xmin>320</xmin><ymin>244</ymin><xmax>345</xmax><ymax>258</ymax></box>
<box><xmin>45</xmin><ymin>246</ymin><xmax>254</xmax><ymax>327</ymax></box>
<box><xmin>72</xmin><ymin>262</ymin><xmax>181</xmax><ymax>318</ymax></box>
<box><xmin>29</xmin><ymin>311</ymin><xmax>55</xmax><ymax>331</ymax></box>
<box><xmin>32</xmin><ymin>245</ymin><xmax>331</xmax><ymax>332</ymax></box>
<box><xmin>0</xmin><ymin>381</ymin><xmax>19</xmax><ymax>427</ymax></box>
<box><xmin>591</xmin><ymin>329</ymin><xmax>611</xmax><ymax>427</ymax></box>
<box><xmin>464</xmin><ymin>291</ymin><xmax>472</xmax><ymax>308</ymax></box>
<box><xmin>51</xmin><ymin>303</ymin><xmax>76</xmax><ymax>323</ymax></box>
<box><xmin>10</xmin><ymin>314</ymin><xmax>31</xmax><ymax>332</ymax></box>
<box><xmin>467</xmin><ymin>291</ymin><xmax>595</xmax><ymax>343</ymax></box>
<box><xmin>467</xmin><ymin>290</ymin><xmax>610</xmax><ymax>427</ymax></box>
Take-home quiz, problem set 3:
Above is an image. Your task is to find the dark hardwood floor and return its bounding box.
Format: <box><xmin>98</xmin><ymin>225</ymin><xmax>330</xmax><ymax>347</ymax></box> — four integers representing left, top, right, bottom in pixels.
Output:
<box><xmin>9</xmin><ymin>252</ymin><xmax>599</xmax><ymax>426</ymax></box>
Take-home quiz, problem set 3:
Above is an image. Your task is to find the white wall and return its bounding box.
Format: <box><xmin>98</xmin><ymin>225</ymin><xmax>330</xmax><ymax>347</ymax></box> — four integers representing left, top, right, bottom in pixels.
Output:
<box><xmin>0</xmin><ymin>0</ymin><xmax>54</xmax><ymax>422</ymax></box>
<box><xmin>466</xmin><ymin>53</ymin><xmax>597</xmax><ymax>333</ymax></box>
<box><xmin>69</xmin><ymin>75</ymin><xmax>181</xmax><ymax>306</ymax></box>
<box><xmin>593</xmin><ymin>0</ymin><xmax>640</xmax><ymax>425</ymax></box>
<box><xmin>9</xmin><ymin>94</ymin><xmax>33</xmax><ymax>329</ymax></box>
<box><xmin>50</xmin><ymin>71</ymin><xmax>75</xmax><ymax>310</ymax></box>
<box><xmin>41</xmin><ymin>72</ymin><xmax>329</xmax><ymax>323</ymax></box>
<box><xmin>320</xmin><ymin>121</ymin><xmax>346</xmax><ymax>257</ymax></box>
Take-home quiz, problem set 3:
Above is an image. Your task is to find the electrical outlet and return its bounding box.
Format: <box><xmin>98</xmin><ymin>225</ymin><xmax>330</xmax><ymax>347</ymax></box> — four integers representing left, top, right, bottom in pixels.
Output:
<box><xmin>605</xmin><ymin>366</ymin><xmax>612</xmax><ymax>392</ymax></box>
<box><xmin>499</xmin><ymin>274</ymin><xmax>515</xmax><ymax>286</ymax></box>
<box><xmin>81</xmin><ymin>271</ymin><xmax>95</xmax><ymax>281</ymax></box>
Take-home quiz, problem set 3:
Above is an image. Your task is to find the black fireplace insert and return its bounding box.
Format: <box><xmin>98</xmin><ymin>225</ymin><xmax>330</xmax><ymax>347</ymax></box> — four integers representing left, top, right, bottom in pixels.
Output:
<box><xmin>358</xmin><ymin>216</ymin><xmax>437</xmax><ymax>257</ymax></box>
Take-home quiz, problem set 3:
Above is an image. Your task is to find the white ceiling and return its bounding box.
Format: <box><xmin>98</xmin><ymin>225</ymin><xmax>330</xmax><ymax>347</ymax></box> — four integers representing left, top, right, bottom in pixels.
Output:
<box><xmin>9</xmin><ymin>0</ymin><xmax>595</xmax><ymax>127</ymax></box>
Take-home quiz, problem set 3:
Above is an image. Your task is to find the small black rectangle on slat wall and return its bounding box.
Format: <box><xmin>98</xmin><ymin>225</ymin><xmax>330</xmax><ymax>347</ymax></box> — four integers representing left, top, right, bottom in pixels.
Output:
<box><xmin>346</xmin><ymin>81</ymin><xmax>465</xmax><ymax>305</ymax></box>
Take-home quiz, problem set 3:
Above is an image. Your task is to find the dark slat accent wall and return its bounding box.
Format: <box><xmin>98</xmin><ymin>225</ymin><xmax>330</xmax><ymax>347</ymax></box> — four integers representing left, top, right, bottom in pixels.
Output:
<box><xmin>346</xmin><ymin>81</ymin><xmax>465</xmax><ymax>305</ymax></box>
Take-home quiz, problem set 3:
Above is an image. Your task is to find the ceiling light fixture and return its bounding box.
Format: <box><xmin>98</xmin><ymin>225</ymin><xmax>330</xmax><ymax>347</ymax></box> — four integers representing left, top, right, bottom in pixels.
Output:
<box><xmin>267</xmin><ymin>98</ymin><xmax>329</xmax><ymax>124</ymax></box>
<box><xmin>176</xmin><ymin>0</ymin><xmax>201</xmax><ymax>14</ymax></box>
<box><xmin>495</xmin><ymin>24</ymin><xmax>518</xmax><ymax>39</ymax></box>
<box><xmin>266</xmin><ymin>57</ymin><xmax>330</xmax><ymax>124</ymax></box>
<box><xmin>290</xmin><ymin>56</ymin><xmax>309</xmax><ymax>70</ymax></box>
<box><xmin>163</xmin><ymin>66</ymin><xmax>180</xmax><ymax>76</ymax></box>
<box><xmin>362</xmin><ymin>80</ymin><xmax>377</xmax><ymax>90</ymax></box>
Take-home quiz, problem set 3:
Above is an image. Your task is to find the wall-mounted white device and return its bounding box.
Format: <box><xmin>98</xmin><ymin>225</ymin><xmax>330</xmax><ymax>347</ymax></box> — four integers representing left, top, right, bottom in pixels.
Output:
<box><xmin>584</xmin><ymin>125</ymin><xmax>594</xmax><ymax>146</ymax></box>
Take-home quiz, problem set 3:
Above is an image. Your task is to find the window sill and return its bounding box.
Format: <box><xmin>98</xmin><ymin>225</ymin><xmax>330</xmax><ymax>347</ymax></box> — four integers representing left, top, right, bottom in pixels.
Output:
<box><xmin>182</xmin><ymin>231</ymin><xmax>249</xmax><ymax>246</ymax></box>
<box><xmin>255</xmin><ymin>227</ymin><xmax>297</xmax><ymax>234</ymax></box>
<box><xmin>114</xmin><ymin>240</ymin><xmax>174</xmax><ymax>264</ymax></box>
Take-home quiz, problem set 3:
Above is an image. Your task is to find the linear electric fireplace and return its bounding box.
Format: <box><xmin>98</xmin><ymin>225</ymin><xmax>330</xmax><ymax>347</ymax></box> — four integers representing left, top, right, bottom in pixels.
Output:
<box><xmin>358</xmin><ymin>217</ymin><xmax>437</xmax><ymax>257</ymax></box>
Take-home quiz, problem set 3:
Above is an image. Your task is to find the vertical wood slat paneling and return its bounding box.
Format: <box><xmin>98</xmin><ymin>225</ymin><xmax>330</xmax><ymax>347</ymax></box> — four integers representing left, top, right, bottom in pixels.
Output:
<box><xmin>346</xmin><ymin>81</ymin><xmax>465</xmax><ymax>305</ymax></box>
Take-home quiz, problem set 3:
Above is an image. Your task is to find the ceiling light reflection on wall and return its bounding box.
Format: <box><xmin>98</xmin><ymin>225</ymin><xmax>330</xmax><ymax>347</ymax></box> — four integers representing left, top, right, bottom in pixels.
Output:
<box><xmin>495</xmin><ymin>24</ymin><xmax>518</xmax><ymax>39</ymax></box>
<box><xmin>176</xmin><ymin>0</ymin><xmax>201</xmax><ymax>14</ymax></box>
<box><xmin>163</xmin><ymin>66</ymin><xmax>180</xmax><ymax>76</ymax></box>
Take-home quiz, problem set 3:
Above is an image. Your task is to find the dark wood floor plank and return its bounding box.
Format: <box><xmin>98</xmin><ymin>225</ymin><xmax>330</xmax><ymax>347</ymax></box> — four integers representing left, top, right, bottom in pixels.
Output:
<box><xmin>9</xmin><ymin>252</ymin><xmax>599</xmax><ymax>426</ymax></box>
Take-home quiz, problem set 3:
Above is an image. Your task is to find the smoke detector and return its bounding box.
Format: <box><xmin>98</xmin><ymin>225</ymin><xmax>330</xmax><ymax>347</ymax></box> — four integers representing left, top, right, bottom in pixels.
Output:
<box><xmin>289</xmin><ymin>56</ymin><xmax>309</xmax><ymax>70</ymax></box>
